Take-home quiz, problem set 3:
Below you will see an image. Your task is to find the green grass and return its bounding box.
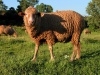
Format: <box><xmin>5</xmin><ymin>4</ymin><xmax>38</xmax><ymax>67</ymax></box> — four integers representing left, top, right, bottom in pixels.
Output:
<box><xmin>0</xmin><ymin>26</ymin><xmax>100</xmax><ymax>75</ymax></box>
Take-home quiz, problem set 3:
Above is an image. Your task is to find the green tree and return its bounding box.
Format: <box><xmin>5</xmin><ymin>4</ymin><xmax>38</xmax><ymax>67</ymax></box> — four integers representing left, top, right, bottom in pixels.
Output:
<box><xmin>16</xmin><ymin>5</ymin><xmax>22</xmax><ymax>12</ymax></box>
<box><xmin>0</xmin><ymin>0</ymin><xmax>7</xmax><ymax>11</ymax></box>
<box><xmin>17</xmin><ymin>0</ymin><xmax>39</xmax><ymax>11</ymax></box>
<box><xmin>36</xmin><ymin>3</ymin><xmax>53</xmax><ymax>13</ymax></box>
<box><xmin>86</xmin><ymin>0</ymin><xmax>100</xmax><ymax>29</ymax></box>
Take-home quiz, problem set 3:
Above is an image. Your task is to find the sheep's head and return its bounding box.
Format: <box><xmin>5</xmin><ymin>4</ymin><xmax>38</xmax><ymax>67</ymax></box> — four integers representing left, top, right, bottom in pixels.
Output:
<box><xmin>19</xmin><ymin>6</ymin><xmax>44</xmax><ymax>26</ymax></box>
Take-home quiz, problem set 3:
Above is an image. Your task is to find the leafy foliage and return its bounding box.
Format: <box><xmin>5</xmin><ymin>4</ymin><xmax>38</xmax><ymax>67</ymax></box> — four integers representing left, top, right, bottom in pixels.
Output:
<box><xmin>17</xmin><ymin>0</ymin><xmax>39</xmax><ymax>11</ymax></box>
<box><xmin>0</xmin><ymin>0</ymin><xmax>7</xmax><ymax>11</ymax></box>
<box><xmin>0</xmin><ymin>7</ymin><xmax>23</xmax><ymax>25</ymax></box>
<box><xmin>86</xmin><ymin>0</ymin><xmax>100</xmax><ymax>30</ymax></box>
<box><xmin>36</xmin><ymin>3</ymin><xmax>53</xmax><ymax>13</ymax></box>
<box><xmin>16</xmin><ymin>5</ymin><xmax>22</xmax><ymax>12</ymax></box>
<box><xmin>0</xmin><ymin>0</ymin><xmax>53</xmax><ymax>26</ymax></box>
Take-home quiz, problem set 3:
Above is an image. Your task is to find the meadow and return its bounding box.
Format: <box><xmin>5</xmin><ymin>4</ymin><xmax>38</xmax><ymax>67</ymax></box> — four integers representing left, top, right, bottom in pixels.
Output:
<box><xmin>0</xmin><ymin>26</ymin><xmax>100</xmax><ymax>75</ymax></box>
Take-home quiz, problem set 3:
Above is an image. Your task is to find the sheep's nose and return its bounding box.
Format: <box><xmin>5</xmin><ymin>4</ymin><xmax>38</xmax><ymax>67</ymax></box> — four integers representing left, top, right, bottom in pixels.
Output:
<box><xmin>29</xmin><ymin>20</ymin><xmax>33</xmax><ymax>23</ymax></box>
<box><xmin>28</xmin><ymin>20</ymin><xmax>34</xmax><ymax>24</ymax></box>
<box><xmin>28</xmin><ymin>17</ymin><xmax>34</xmax><ymax>24</ymax></box>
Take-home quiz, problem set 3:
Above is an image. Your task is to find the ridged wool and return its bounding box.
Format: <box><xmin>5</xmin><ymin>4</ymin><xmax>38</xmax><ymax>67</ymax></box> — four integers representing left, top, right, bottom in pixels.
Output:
<box><xmin>24</xmin><ymin>9</ymin><xmax>86</xmax><ymax>45</ymax></box>
<box><xmin>23</xmin><ymin>6</ymin><xmax>88</xmax><ymax>61</ymax></box>
<box><xmin>0</xmin><ymin>25</ymin><xmax>18</xmax><ymax>37</ymax></box>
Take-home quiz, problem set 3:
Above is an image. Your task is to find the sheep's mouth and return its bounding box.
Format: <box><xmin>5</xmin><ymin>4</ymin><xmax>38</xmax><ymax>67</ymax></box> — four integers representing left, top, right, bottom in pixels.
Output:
<box><xmin>28</xmin><ymin>21</ymin><xmax>35</xmax><ymax>26</ymax></box>
<box><xmin>31</xmin><ymin>20</ymin><xmax>37</xmax><ymax>26</ymax></box>
<box><xmin>29</xmin><ymin>23</ymin><xmax>33</xmax><ymax>25</ymax></box>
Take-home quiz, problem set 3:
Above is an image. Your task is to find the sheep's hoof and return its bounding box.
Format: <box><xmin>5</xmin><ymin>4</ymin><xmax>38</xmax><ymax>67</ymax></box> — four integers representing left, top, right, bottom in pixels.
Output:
<box><xmin>31</xmin><ymin>58</ymin><xmax>36</xmax><ymax>62</ymax></box>
<box><xmin>70</xmin><ymin>57</ymin><xmax>80</xmax><ymax>62</ymax></box>
<box><xmin>75</xmin><ymin>57</ymin><xmax>80</xmax><ymax>60</ymax></box>
<box><xmin>70</xmin><ymin>59</ymin><xmax>74</xmax><ymax>62</ymax></box>
<box><xmin>70</xmin><ymin>57</ymin><xmax>74</xmax><ymax>62</ymax></box>
<box><xmin>49</xmin><ymin>58</ymin><xmax>55</xmax><ymax>62</ymax></box>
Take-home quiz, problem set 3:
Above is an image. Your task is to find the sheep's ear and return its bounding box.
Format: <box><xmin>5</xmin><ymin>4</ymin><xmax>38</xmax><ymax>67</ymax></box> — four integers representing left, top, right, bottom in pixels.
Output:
<box><xmin>40</xmin><ymin>12</ymin><xmax>44</xmax><ymax>17</ymax></box>
<box><xmin>18</xmin><ymin>12</ymin><xmax>25</xmax><ymax>16</ymax></box>
<box><xmin>37</xmin><ymin>12</ymin><xmax>44</xmax><ymax>17</ymax></box>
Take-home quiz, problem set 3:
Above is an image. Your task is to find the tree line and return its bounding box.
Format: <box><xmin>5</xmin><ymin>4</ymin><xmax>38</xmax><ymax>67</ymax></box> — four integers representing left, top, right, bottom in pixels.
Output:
<box><xmin>86</xmin><ymin>0</ymin><xmax>100</xmax><ymax>30</ymax></box>
<box><xmin>0</xmin><ymin>0</ymin><xmax>100</xmax><ymax>30</ymax></box>
<box><xmin>0</xmin><ymin>0</ymin><xmax>53</xmax><ymax>26</ymax></box>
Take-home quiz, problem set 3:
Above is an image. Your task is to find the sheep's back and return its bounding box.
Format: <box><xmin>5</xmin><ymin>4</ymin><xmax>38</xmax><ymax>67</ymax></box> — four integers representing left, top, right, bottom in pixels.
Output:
<box><xmin>4</xmin><ymin>27</ymin><xmax>14</xmax><ymax>35</ymax></box>
<box><xmin>41</xmin><ymin>10</ymin><xmax>85</xmax><ymax>42</ymax></box>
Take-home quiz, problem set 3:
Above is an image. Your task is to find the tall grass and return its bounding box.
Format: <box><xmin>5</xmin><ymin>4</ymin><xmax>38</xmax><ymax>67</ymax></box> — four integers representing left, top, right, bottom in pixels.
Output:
<box><xmin>0</xmin><ymin>26</ymin><xmax>100</xmax><ymax>75</ymax></box>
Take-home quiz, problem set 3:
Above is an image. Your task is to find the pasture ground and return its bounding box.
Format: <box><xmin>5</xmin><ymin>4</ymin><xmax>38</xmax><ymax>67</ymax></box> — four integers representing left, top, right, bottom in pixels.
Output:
<box><xmin>0</xmin><ymin>26</ymin><xmax>100</xmax><ymax>75</ymax></box>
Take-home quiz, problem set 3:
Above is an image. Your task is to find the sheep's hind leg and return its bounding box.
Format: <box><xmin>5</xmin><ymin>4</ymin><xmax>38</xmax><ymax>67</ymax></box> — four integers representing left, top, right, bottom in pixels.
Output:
<box><xmin>70</xmin><ymin>45</ymin><xmax>77</xmax><ymax>61</ymax></box>
<box><xmin>31</xmin><ymin>44</ymin><xmax>39</xmax><ymax>62</ymax></box>
<box><xmin>75</xmin><ymin>42</ymin><xmax>80</xmax><ymax>60</ymax></box>
<box><xmin>70</xmin><ymin>43</ymin><xmax>80</xmax><ymax>61</ymax></box>
<box><xmin>48</xmin><ymin>45</ymin><xmax>54</xmax><ymax>61</ymax></box>
<box><xmin>70</xmin><ymin>33</ymin><xmax>81</xmax><ymax>61</ymax></box>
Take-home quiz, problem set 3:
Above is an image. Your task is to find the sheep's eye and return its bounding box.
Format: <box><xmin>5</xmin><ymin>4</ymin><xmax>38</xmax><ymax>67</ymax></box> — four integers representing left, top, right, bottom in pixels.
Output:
<box><xmin>25</xmin><ymin>14</ymin><xmax>28</xmax><ymax>17</ymax></box>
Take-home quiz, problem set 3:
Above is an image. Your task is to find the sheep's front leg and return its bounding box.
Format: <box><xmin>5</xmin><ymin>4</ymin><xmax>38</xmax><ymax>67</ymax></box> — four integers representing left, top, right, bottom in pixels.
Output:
<box><xmin>48</xmin><ymin>45</ymin><xmax>54</xmax><ymax>61</ymax></box>
<box><xmin>70</xmin><ymin>32</ymin><xmax>81</xmax><ymax>61</ymax></box>
<box><xmin>31</xmin><ymin>44</ymin><xmax>39</xmax><ymax>62</ymax></box>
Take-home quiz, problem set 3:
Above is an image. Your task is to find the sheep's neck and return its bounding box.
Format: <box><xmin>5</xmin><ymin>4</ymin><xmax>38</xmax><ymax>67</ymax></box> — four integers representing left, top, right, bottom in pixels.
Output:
<box><xmin>26</xmin><ymin>25</ymin><xmax>40</xmax><ymax>38</ymax></box>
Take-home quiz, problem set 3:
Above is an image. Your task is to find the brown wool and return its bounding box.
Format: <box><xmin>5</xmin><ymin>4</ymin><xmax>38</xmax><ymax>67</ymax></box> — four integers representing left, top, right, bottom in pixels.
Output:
<box><xmin>23</xmin><ymin>6</ymin><xmax>88</xmax><ymax>61</ymax></box>
<box><xmin>0</xmin><ymin>25</ymin><xmax>18</xmax><ymax>37</ymax></box>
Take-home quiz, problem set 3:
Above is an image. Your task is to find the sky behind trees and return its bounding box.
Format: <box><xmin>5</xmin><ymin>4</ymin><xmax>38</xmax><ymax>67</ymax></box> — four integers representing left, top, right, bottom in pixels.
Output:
<box><xmin>3</xmin><ymin>0</ymin><xmax>91</xmax><ymax>16</ymax></box>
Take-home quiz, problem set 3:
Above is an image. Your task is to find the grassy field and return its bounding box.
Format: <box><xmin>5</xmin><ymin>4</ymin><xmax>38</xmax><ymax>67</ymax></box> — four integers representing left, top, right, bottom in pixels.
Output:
<box><xmin>0</xmin><ymin>26</ymin><xmax>100</xmax><ymax>75</ymax></box>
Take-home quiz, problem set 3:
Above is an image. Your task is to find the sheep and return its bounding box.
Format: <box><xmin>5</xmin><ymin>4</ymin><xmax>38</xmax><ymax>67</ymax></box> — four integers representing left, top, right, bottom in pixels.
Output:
<box><xmin>84</xmin><ymin>29</ymin><xmax>91</xmax><ymax>34</ymax></box>
<box><xmin>20</xmin><ymin>6</ymin><xmax>87</xmax><ymax>62</ymax></box>
<box><xmin>0</xmin><ymin>25</ymin><xmax>18</xmax><ymax>37</ymax></box>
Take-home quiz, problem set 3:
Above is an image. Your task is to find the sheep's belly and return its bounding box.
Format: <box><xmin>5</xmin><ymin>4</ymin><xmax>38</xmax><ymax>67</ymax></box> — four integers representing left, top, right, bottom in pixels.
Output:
<box><xmin>54</xmin><ymin>32</ymin><xmax>71</xmax><ymax>42</ymax></box>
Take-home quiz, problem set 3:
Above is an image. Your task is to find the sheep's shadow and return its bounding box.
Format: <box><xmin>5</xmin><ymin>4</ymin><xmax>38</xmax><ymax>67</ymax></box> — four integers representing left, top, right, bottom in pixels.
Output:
<box><xmin>40</xmin><ymin>14</ymin><xmax>74</xmax><ymax>42</ymax></box>
<box><xmin>41</xmin><ymin>14</ymin><xmax>68</xmax><ymax>34</ymax></box>
<box><xmin>81</xmin><ymin>50</ymin><xmax>100</xmax><ymax>59</ymax></box>
<box><xmin>83</xmin><ymin>38</ymin><xmax>100</xmax><ymax>44</ymax></box>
